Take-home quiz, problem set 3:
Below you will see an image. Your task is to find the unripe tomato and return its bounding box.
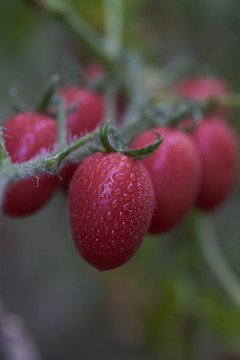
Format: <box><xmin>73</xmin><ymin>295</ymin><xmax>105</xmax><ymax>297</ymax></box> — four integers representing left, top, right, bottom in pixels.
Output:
<box><xmin>68</xmin><ymin>152</ymin><xmax>155</xmax><ymax>270</ymax></box>
<box><xmin>132</xmin><ymin>127</ymin><xmax>201</xmax><ymax>233</ymax></box>
<box><xmin>3</xmin><ymin>112</ymin><xmax>57</xmax><ymax>216</ymax></box>
<box><xmin>191</xmin><ymin>116</ymin><xmax>238</xmax><ymax>210</ymax></box>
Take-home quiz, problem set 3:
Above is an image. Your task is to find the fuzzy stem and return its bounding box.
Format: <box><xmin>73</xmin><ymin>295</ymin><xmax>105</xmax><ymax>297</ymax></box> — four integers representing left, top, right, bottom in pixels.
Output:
<box><xmin>0</xmin><ymin>128</ymin><xmax>11</xmax><ymax>164</ymax></box>
<box><xmin>9</xmin><ymin>128</ymin><xmax>100</xmax><ymax>182</ymax></box>
<box><xmin>122</xmin><ymin>90</ymin><xmax>240</xmax><ymax>142</ymax></box>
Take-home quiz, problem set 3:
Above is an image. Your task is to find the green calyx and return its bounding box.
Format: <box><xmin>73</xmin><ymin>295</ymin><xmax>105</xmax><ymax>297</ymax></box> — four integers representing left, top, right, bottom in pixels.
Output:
<box><xmin>9</xmin><ymin>74</ymin><xmax>60</xmax><ymax>114</ymax></box>
<box><xmin>100</xmin><ymin>119</ymin><xmax>164</xmax><ymax>159</ymax></box>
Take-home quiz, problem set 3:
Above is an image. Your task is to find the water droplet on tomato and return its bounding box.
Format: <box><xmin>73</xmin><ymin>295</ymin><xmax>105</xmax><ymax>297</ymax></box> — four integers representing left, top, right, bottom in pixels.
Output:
<box><xmin>111</xmin><ymin>200</ymin><xmax>118</xmax><ymax>209</ymax></box>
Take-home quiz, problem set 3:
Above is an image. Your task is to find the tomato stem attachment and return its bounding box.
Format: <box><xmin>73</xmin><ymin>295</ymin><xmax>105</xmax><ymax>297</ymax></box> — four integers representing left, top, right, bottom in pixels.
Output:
<box><xmin>100</xmin><ymin>119</ymin><xmax>164</xmax><ymax>159</ymax></box>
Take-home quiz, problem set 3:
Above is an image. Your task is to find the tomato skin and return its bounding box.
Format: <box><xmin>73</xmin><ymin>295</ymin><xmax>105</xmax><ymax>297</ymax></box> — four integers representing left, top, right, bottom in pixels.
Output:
<box><xmin>4</xmin><ymin>176</ymin><xmax>56</xmax><ymax>216</ymax></box>
<box><xmin>175</xmin><ymin>75</ymin><xmax>229</xmax><ymax>117</ymax></box>
<box><xmin>59</xmin><ymin>86</ymin><xmax>105</xmax><ymax>142</ymax></box>
<box><xmin>175</xmin><ymin>76</ymin><xmax>228</xmax><ymax>100</ymax></box>
<box><xmin>57</xmin><ymin>86</ymin><xmax>105</xmax><ymax>189</ymax></box>
<box><xmin>83</xmin><ymin>62</ymin><xmax>106</xmax><ymax>84</ymax></box>
<box><xmin>83</xmin><ymin>63</ymin><xmax>127</xmax><ymax>123</ymax></box>
<box><xmin>3</xmin><ymin>112</ymin><xmax>57</xmax><ymax>216</ymax></box>
<box><xmin>132</xmin><ymin>127</ymin><xmax>201</xmax><ymax>233</ymax></box>
<box><xmin>191</xmin><ymin>116</ymin><xmax>238</xmax><ymax>210</ymax></box>
<box><xmin>68</xmin><ymin>152</ymin><xmax>155</xmax><ymax>271</ymax></box>
<box><xmin>58</xmin><ymin>161</ymin><xmax>80</xmax><ymax>191</ymax></box>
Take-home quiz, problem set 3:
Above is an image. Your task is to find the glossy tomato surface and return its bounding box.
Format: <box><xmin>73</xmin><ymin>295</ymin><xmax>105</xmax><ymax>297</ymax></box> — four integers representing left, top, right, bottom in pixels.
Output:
<box><xmin>58</xmin><ymin>86</ymin><xmax>105</xmax><ymax>189</ymax></box>
<box><xmin>3</xmin><ymin>112</ymin><xmax>57</xmax><ymax>216</ymax></box>
<box><xmin>69</xmin><ymin>152</ymin><xmax>155</xmax><ymax>270</ymax></box>
<box><xmin>132</xmin><ymin>127</ymin><xmax>201</xmax><ymax>233</ymax></box>
<box><xmin>191</xmin><ymin>116</ymin><xmax>238</xmax><ymax>210</ymax></box>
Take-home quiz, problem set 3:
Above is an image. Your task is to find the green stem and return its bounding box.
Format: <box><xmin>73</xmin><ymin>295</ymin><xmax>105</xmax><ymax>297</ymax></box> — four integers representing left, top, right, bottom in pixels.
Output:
<box><xmin>21</xmin><ymin>0</ymin><xmax>112</xmax><ymax>66</ymax></box>
<box><xmin>195</xmin><ymin>213</ymin><xmax>240</xmax><ymax>307</ymax></box>
<box><xmin>0</xmin><ymin>128</ymin><xmax>11</xmax><ymax>164</ymax></box>
<box><xmin>201</xmin><ymin>93</ymin><xmax>240</xmax><ymax>111</ymax></box>
<box><xmin>122</xmin><ymin>90</ymin><xmax>240</xmax><ymax>142</ymax></box>
<box><xmin>55</xmin><ymin>3</ymin><xmax>107</xmax><ymax>61</ymax></box>
<box><xmin>103</xmin><ymin>0</ymin><xmax>123</xmax><ymax>59</ymax></box>
<box><xmin>56</xmin><ymin>97</ymin><xmax>67</xmax><ymax>148</ymax></box>
<box><xmin>10</xmin><ymin>128</ymin><xmax>100</xmax><ymax>181</ymax></box>
<box><xmin>35</xmin><ymin>74</ymin><xmax>60</xmax><ymax>112</ymax></box>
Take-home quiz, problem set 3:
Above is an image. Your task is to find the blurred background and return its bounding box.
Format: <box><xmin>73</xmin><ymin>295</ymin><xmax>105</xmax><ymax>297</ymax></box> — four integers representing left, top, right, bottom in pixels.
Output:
<box><xmin>0</xmin><ymin>0</ymin><xmax>240</xmax><ymax>359</ymax></box>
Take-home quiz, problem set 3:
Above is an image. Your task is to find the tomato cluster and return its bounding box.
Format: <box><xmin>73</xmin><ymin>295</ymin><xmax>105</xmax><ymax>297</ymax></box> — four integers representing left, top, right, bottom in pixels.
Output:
<box><xmin>2</xmin><ymin>85</ymin><xmax>105</xmax><ymax>214</ymax></box>
<box><xmin>1</xmin><ymin>75</ymin><xmax>238</xmax><ymax>271</ymax></box>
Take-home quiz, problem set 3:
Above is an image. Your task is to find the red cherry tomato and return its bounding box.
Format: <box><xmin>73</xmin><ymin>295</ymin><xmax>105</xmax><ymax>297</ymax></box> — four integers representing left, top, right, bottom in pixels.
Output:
<box><xmin>176</xmin><ymin>76</ymin><xmax>228</xmax><ymax>100</ymax></box>
<box><xmin>132</xmin><ymin>127</ymin><xmax>201</xmax><ymax>233</ymax></box>
<box><xmin>3</xmin><ymin>112</ymin><xmax>57</xmax><ymax>216</ymax></box>
<box><xmin>191</xmin><ymin>116</ymin><xmax>238</xmax><ymax>210</ymax></box>
<box><xmin>59</xmin><ymin>86</ymin><xmax>105</xmax><ymax>142</ymax></box>
<box><xmin>58</xmin><ymin>86</ymin><xmax>105</xmax><ymax>189</ymax></box>
<box><xmin>68</xmin><ymin>152</ymin><xmax>155</xmax><ymax>270</ymax></box>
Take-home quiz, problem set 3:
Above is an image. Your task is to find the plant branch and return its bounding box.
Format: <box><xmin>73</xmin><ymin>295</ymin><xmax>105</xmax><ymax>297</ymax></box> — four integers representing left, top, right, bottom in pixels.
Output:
<box><xmin>0</xmin><ymin>128</ymin><xmax>11</xmax><ymax>164</ymax></box>
<box><xmin>195</xmin><ymin>213</ymin><xmax>240</xmax><ymax>307</ymax></box>
<box><xmin>20</xmin><ymin>0</ymin><xmax>113</xmax><ymax>66</ymax></box>
<box><xmin>35</xmin><ymin>74</ymin><xmax>60</xmax><ymax>112</ymax></box>
<box><xmin>200</xmin><ymin>93</ymin><xmax>240</xmax><ymax>111</ymax></box>
<box><xmin>122</xmin><ymin>90</ymin><xmax>240</xmax><ymax>142</ymax></box>
<box><xmin>56</xmin><ymin>96</ymin><xmax>67</xmax><ymax>148</ymax></box>
<box><xmin>10</xmin><ymin>127</ymin><xmax>100</xmax><ymax>182</ymax></box>
<box><xmin>103</xmin><ymin>0</ymin><xmax>124</xmax><ymax>59</ymax></box>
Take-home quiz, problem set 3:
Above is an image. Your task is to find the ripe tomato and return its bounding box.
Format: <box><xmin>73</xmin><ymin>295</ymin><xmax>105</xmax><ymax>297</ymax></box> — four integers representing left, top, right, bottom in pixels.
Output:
<box><xmin>132</xmin><ymin>127</ymin><xmax>201</xmax><ymax>233</ymax></box>
<box><xmin>58</xmin><ymin>86</ymin><xmax>105</xmax><ymax>189</ymax></box>
<box><xmin>3</xmin><ymin>112</ymin><xmax>57</xmax><ymax>216</ymax></box>
<box><xmin>83</xmin><ymin>63</ymin><xmax>127</xmax><ymax>122</ymax></box>
<box><xmin>68</xmin><ymin>152</ymin><xmax>155</xmax><ymax>270</ymax></box>
<box><xmin>175</xmin><ymin>75</ymin><xmax>228</xmax><ymax>100</ymax></box>
<box><xmin>191</xmin><ymin>116</ymin><xmax>238</xmax><ymax>210</ymax></box>
<box><xmin>175</xmin><ymin>75</ymin><xmax>229</xmax><ymax>116</ymax></box>
<box><xmin>59</xmin><ymin>86</ymin><xmax>105</xmax><ymax>142</ymax></box>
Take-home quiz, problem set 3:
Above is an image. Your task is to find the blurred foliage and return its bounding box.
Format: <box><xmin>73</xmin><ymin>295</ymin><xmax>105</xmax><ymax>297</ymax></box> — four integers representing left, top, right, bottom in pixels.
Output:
<box><xmin>0</xmin><ymin>0</ymin><xmax>240</xmax><ymax>360</ymax></box>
